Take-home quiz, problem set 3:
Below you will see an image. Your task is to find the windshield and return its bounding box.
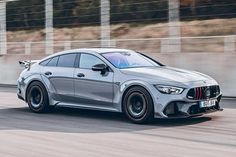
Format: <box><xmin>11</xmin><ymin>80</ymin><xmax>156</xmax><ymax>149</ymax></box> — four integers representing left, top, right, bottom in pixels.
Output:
<box><xmin>102</xmin><ymin>51</ymin><xmax>160</xmax><ymax>69</ymax></box>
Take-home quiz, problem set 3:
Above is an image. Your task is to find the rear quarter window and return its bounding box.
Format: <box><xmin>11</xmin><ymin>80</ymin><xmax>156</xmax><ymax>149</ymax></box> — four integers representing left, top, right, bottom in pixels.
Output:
<box><xmin>40</xmin><ymin>59</ymin><xmax>50</xmax><ymax>66</ymax></box>
<box><xmin>47</xmin><ymin>57</ymin><xmax>59</xmax><ymax>67</ymax></box>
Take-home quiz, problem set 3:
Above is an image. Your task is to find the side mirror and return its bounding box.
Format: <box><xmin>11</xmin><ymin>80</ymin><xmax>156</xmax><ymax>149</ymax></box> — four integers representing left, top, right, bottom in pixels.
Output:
<box><xmin>92</xmin><ymin>64</ymin><xmax>107</xmax><ymax>75</ymax></box>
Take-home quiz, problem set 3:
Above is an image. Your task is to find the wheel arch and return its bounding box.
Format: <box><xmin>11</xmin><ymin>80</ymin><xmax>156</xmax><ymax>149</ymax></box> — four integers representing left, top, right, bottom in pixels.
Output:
<box><xmin>25</xmin><ymin>79</ymin><xmax>48</xmax><ymax>102</ymax></box>
<box><xmin>121</xmin><ymin>84</ymin><xmax>154</xmax><ymax>113</ymax></box>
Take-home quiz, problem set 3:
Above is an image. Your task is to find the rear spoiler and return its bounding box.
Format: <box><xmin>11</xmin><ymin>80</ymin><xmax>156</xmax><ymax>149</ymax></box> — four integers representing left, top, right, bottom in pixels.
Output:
<box><xmin>19</xmin><ymin>60</ymin><xmax>39</xmax><ymax>70</ymax></box>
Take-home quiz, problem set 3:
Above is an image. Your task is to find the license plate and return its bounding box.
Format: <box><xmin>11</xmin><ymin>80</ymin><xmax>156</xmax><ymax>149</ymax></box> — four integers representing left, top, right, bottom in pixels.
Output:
<box><xmin>199</xmin><ymin>99</ymin><xmax>216</xmax><ymax>108</ymax></box>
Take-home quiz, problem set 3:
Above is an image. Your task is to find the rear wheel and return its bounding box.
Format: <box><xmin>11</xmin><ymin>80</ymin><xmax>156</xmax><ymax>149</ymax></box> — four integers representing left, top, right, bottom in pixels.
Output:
<box><xmin>27</xmin><ymin>81</ymin><xmax>51</xmax><ymax>113</ymax></box>
<box><xmin>123</xmin><ymin>86</ymin><xmax>154</xmax><ymax>124</ymax></box>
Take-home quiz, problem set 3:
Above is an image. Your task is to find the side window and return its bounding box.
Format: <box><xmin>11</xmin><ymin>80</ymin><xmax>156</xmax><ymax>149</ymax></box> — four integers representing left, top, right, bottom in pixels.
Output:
<box><xmin>47</xmin><ymin>56</ymin><xmax>59</xmax><ymax>67</ymax></box>
<box><xmin>40</xmin><ymin>59</ymin><xmax>50</xmax><ymax>66</ymax></box>
<box><xmin>57</xmin><ymin>53</ymin><xmax>77</xmax><ymax>68</ymax></box>
<box><xmin>79</xmin><ymin>54</ymin><xmax>104</xmax><ymax>69</ymax></box>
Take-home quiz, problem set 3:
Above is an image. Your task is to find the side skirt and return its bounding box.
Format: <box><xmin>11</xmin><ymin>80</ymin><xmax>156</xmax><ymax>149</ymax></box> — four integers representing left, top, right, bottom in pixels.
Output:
<box><xmin>55</xmin><ymin>102</ymin><xmax>120</xmax><ymax>113</ymax></box>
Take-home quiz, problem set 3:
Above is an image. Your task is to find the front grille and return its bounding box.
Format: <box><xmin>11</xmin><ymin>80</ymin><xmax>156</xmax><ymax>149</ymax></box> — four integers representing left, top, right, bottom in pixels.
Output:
<box><xmin>187</xmin><ymin>85</ymin><xmax>220</xmax><ymax>100</ymax></box>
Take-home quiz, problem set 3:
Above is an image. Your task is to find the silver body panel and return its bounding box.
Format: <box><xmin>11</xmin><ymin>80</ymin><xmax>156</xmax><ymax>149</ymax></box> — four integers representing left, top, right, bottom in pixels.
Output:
<box><xmin>42</xmin><ymin>66</ymin><xmax>75</xmax><ymax>102</ymax></box>
<box><xmin>73</xmin><ymin>68</ymin><xmax>114</xmax><ymax>109</ymax></box>
<box><xmin>17</xmin><ymin>48</ymin><xmax>222</xmax><ymax>118</ymax></box>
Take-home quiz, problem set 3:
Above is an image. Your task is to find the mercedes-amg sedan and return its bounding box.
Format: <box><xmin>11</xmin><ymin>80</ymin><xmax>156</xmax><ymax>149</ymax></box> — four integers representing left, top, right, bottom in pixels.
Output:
<box><xmin>17</xmin><ymin>48</ymin><xmax>222</xmax><ymax>123</ymax></box>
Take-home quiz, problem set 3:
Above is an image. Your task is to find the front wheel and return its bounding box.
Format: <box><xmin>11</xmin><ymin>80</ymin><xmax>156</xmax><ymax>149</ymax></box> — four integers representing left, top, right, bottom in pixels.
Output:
<box><xmin>27</xmin><ymin>81</ymin><xmax>51</xmax><ymax>113</ymax></box>
<box><xmin>123</xmin><ymin>86</ymin><xmax>154</xmax><ymax>124</ymax></box>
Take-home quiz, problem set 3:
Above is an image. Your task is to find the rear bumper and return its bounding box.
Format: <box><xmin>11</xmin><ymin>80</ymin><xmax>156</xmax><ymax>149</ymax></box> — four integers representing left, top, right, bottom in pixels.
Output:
<box><xmin>17</xmin><ymin>93</ymin><xmax>24</xmax><ymax>101</ymax></box>
<box><xmin>17</xmin><ymin>79</ymin><xmax>26</xmax><ymax>102</ymax></box>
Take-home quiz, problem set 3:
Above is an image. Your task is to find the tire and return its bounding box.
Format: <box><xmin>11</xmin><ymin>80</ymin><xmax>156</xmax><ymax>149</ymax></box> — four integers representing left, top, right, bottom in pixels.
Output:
<box><xmin>26</xmin><ymin>81</ymin><xmax>51</xmax><ymax>113</ymax></box>
<box><xmin>122</xmin><ymin>86</ymin><xmax>154</xmax><ymax>124</ymax></box>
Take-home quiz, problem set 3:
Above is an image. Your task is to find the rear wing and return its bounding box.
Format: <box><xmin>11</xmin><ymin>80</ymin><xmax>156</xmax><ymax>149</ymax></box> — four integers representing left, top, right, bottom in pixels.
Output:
<box><xmin>19</xmin><ymin>60</ymin><xmax>39</xmax><ymax>70</ymax></box>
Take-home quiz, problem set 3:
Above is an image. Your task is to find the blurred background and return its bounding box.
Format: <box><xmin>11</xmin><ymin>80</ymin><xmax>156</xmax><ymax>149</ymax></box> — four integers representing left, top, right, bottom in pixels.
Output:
<box><xmin>0</xmin><ymin>0</ymin><xmax>235</xmax><ymax>96</ymax></box>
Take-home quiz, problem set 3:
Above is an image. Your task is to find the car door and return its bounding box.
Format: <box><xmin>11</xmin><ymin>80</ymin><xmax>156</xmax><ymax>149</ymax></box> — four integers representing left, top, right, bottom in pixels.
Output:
<box><xmin>74</xmin><ymin>53</ymin><xmax>114</xmax><ymax>109</ymax></box>
<box><xmin>41</xmin><ymin>53</ymin><xmax>77</xmax><ymax>102</ymax></box>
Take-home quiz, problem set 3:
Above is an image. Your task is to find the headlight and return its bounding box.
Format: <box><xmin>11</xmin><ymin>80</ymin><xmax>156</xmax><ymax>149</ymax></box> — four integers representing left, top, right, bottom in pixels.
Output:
<box><xmin>154</xmin><ymin>85</ymin><xmax>184</xmax><ymax>94</ymax></box>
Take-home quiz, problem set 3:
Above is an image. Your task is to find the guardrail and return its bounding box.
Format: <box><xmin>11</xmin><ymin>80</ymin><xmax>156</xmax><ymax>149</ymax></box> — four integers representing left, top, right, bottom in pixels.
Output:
<box><xmin>5</xmin><ymin>35</ymin><xmax>235</xmax><ymax>55</ymax></box>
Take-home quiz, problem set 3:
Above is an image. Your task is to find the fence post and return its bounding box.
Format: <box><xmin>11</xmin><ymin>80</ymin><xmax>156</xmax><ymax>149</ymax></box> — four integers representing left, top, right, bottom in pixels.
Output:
<box><xmin>45</xmin><ymin>0</ymin><xmax>54</xmax><ymax>54</ymax></box>
<box><xmin>0</xmin><ymin>1</ymin><xmax>7</xmax><ymax>55</ymax></box>
<box><xmin>161</xmin><ymin>0</ymin><xmax>181</xmax><ymax>53</ymax></box>
<box><xmin>25</xmin><ymin>42</ymin><xmax>31</xmax><ymax>55</ymax></box>
<box><xmin>100</xmin><ymin>0</ymin><xmax>111</xmax><ymax>47</ymax></box>
<box><xmin>224</xmin><ymin>36</ymin><xmax>235</xmax><ymax>53</ymax></box>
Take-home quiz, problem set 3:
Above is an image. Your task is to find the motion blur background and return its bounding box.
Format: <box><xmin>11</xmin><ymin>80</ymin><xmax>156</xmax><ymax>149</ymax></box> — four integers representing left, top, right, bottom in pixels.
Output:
<box><xmin>0</xmin><ymin>0</ymin><xmax>235</xmax><ymax>96</ymax></box>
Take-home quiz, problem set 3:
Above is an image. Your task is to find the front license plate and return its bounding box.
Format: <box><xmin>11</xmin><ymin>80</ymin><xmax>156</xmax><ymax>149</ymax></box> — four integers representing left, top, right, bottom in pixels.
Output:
<box><xmin>199</xmin><ymin>99</ymin><xmax>216</xmax><ymax>108</ymax></box>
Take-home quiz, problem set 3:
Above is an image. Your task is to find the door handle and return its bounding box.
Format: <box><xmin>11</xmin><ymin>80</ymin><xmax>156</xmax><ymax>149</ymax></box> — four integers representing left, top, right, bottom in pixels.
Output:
<box><xmin>77</xmin><ymin>73</ymin><xmax>85</xmax><ymax>78</ymax></box>
<box><xmin>45</xmin><ymin>71</ymin><xmax>52</xmax><ymax>76</ymax></box>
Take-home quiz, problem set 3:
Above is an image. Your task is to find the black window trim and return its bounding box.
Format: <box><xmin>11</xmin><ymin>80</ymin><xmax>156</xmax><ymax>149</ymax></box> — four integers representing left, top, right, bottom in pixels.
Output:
<box><xmin>39</xmin><ymin>52</ymin><xmax>113</xmax><ymax>72</ymax></box>
<box><xmin>74</xmin><ymin>53</ymin><xmax>81</xmax><ymax>68</ymax></box>
<box><xmin>39</xmin><ymin>52</ymin><xmax>79</xmax><ymax>68</ymax></box>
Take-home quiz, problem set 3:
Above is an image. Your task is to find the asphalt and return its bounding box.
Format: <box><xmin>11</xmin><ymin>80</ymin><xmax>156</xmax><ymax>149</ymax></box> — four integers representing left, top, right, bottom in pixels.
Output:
<box><xmin>0</xmin><ymin>87</ymin><xmax>235</xmax><ymax>157</ymax></box>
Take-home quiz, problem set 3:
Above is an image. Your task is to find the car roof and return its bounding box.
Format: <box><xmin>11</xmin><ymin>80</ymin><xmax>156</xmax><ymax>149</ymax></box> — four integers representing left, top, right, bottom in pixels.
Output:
<box><xmin>41</xmin><ymin>48</ymin><xmax>134</xmax><ymax>61</ymax></box>
<box><xmin>66</xmin><ymin>48</ymin><xmax>133</xmax><ymax>54</ymax></box>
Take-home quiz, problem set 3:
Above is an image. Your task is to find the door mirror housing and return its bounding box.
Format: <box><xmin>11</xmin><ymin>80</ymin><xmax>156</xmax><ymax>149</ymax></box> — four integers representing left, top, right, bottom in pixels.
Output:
<box><xmin>92</xmin><ymin>64</ymin><xmax>107</xmax><ymax>75</ymax></box>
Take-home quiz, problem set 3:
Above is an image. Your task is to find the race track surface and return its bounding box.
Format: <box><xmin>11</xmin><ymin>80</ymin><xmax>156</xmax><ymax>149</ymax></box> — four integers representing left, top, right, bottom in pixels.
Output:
<box><xmin>0</xmin><ymin>87</ymin><xmax>235</xmax><ymax>157</ymax></box>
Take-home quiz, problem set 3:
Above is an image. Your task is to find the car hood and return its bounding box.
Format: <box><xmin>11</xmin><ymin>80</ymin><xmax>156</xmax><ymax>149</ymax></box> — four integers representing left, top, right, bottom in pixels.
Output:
<box><xmin>120</xmin><ymin>66</ymin><xmax>213</xmax><ymax>83</ymax></box>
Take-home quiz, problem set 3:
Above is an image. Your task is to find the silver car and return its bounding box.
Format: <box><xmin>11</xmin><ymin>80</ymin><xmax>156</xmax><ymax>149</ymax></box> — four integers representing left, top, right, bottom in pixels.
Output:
<box><xmin>17</xmin><ymin>48</ymin><xmax>222</xmax><ymax>123</ymax></box>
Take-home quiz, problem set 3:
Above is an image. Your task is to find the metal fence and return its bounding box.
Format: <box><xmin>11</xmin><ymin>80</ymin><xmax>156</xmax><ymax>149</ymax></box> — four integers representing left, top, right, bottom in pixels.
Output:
<box><xmin>0</xmin><ymin>0</ymin><xmax>235</xmax><ymax>55</ymax></box>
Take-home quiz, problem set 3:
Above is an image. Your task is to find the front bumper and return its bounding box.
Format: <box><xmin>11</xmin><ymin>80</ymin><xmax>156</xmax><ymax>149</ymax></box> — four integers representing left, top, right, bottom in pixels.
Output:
<box><xmin>152</xmin><ymin>83</ymin><xmax>223</xmax><ymax>118</ymax></box>
<box><xmin>160</xmin><ymin>94</ymin><xmax>222</xmax><ymax>118</ymax></box>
